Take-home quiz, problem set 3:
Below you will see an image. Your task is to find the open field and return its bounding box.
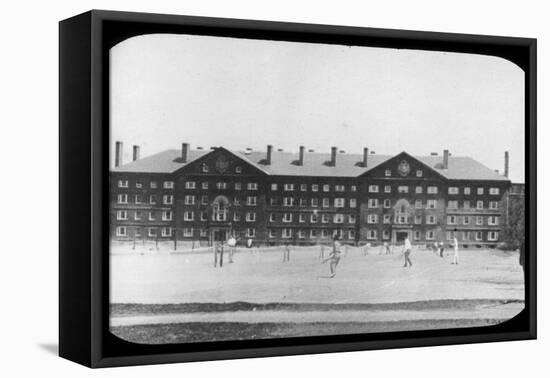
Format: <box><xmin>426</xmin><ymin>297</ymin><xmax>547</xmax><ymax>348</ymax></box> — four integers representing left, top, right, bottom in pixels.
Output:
<box><xmin>110</xmin><ymin>246</ymin><xmax>524</xmax><ymax>343</ymax></box>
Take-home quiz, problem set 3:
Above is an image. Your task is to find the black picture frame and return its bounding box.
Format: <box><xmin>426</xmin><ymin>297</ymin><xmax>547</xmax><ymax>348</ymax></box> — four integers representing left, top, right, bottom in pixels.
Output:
<box><xmin>59</xmin><ymin>9</ymin><xmax>537</xmax><ymax>368</ymax></box>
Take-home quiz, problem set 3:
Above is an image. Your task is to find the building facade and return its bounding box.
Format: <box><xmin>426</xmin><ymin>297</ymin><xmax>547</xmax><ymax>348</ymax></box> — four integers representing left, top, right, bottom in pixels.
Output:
<box><xmin>110</xmin><ymin>143</ymin><xmax>511</xmax><ymax>247</ymax></box>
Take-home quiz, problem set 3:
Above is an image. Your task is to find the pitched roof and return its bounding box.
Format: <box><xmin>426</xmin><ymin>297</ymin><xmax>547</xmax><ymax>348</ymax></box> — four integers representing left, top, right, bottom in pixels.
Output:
<box><xmin>112</xmin><ymin>148</ymin><xmax>508</xmax><ymax>181</ymax></box>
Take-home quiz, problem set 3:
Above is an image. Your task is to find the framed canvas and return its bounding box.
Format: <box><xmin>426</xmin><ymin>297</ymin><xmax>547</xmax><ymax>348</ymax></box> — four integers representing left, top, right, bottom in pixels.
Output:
<box><xmin>59</xmin><ymin>10</ymin><xmax>537</xmax><ymax>368</ymax></box>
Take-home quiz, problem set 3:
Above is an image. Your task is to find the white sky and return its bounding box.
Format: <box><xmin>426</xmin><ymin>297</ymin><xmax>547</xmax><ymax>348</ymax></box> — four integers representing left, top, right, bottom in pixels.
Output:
<box><xmin>110</xmin><ymin>34</ymin><xmax>525</xmax><ymax>182</ymax></box>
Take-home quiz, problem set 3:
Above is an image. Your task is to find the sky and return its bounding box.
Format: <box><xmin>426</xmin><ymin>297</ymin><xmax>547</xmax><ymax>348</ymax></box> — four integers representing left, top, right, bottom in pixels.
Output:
<box><xmin>110</xmin><ymin>33</ymin><xmax>525</xmax><ymax>182</ymax></box>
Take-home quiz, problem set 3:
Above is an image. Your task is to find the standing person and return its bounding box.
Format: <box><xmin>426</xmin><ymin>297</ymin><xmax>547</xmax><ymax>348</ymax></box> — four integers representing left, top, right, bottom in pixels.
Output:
<box><xmin>227</xmin><ymin>235</ymin><xmax>237</xmax><ymax>263</ymax></box>
<box><xmin>322</xmin><ymin>234</ymin><xmax>342</xmax><ymax>278</ymax></box>
<box><xmin>384</xmin><ymin>242</ymin><xmax>391</xmax><ymax>255</ymax></box>
<box><xmin>283</xmin><ymin>243</ymin><xmax>291</xmax><ymax>262</ymax></box>
<box><xmin>402</xmin><ymin>236</ymin><xmax>413</xmax><ymax>268</ymax></box>
<box><xmin>439</xmin><ymin>241</ymin><xmax>445</xmax><ymax>258</ymax></box>
<box><xmin>451</xmin><ymin>231</ymin><xmax>459</xmax><ymax>265</ymax></box>
<box><xmin>246</xmin><ymin>237</ymin><xmax>253</xmax><ymax>254</ymax></box>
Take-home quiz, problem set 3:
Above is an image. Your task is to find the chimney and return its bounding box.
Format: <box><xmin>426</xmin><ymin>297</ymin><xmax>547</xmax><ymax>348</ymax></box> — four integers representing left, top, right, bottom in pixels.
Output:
<box><xmin>181</xmin><ymin>143</ymin><xmax>189</xmax><ymax>163</ymax></box>
<box><xmin>430</xmin><ymin>152</ymin><xmax>438</xmax><ymax>156</ymax></box>
<box><xmin>443</xmin><ymin>149</ymin><xmax>449</xmax><ymax>169</ymax></box>
<box><xmin>330</xmin><ymin>146</ymin><xmax>337</xmax><ymax>167</ymax></box>
<box><xmin>504</xmin><ymin>151</ymin><xmax>509</xmax><ymax>178</ymax></box>
<box><xmin>266</xmin><ymin>145</ymin><xmax>273</xmax><ymax>165</ymax></box>
<box><xmin>363</xmin><ymin>147</ymin><xmax>369</xmax><ymax>167</ymax></box>
<box><xmin>132</xmin><ymin>145</ymin><xmax>140</xmax><ymax>161</ymax></box>
<box><xmin>115</xmin><ymin>141</ymin><xmax>123</xmax><ymax>167</ymax></box>
<box><xmin>298</xmin><ymin>146</ymin><xmax>305</xmax><ymax>166</ymax></box>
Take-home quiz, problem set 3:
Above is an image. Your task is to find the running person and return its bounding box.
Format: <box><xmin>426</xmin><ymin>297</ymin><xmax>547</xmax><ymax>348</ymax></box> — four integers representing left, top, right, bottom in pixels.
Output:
<box><xmin>402</xmin><ymin>236</ymin><xmax>413</xmax><ymax>267</ymax></box>
<box><xmin>323</xmin><ymin>234</ymin><xmax>342</xmax><ymax>278</ymax></box>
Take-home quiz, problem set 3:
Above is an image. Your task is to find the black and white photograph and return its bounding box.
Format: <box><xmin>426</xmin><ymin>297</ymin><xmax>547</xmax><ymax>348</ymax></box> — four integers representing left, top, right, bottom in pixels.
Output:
<box><xmin>108</xmin><ymin>33</ymin><xmax>526</xmax><ymax>345</ymax></box>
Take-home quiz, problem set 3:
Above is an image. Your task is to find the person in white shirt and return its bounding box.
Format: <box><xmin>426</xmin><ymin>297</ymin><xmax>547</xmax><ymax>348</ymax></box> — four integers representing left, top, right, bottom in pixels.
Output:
<box><xmin>451</xmin><ymin>231</ymin><xmax>459</xmax><ymax>265</ymax></box>
<box><xmin>402</xmin><ymin>236</ymin><xmax>413</xmax><ymax>267</ymax></box>
<box><xmin>227</xmin><ymin>235</ymin><xmax>237</xmax><ymax>263</ymax></box>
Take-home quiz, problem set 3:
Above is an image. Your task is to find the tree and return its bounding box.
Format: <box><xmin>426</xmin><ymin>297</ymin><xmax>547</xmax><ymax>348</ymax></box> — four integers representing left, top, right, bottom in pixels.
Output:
<box><xmin>504</xmin><ymin>195</ymin><xmax>525</xmax><ymax>249</ymax></box>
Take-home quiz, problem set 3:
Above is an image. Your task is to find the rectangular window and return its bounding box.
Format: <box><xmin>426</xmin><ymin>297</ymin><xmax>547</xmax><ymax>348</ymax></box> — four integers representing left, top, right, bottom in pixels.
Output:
<box><xmin>348</xmin><ymin>230</ymin><xmax>356</xmax><ymax>240</ymax></box>
<box><xmin>335</xmin><ymin>185</ymin><xmax>345</xmax><ymax>192</ymax></box>
<box><xmin>117</xmin><ymin>194</ymin><xmax>128</xmax><ymax>204</ymax></box>
<box><xmin>282</xmin><ymin>228</ymin><xmax>292</xmax><ymax>239</ymax></box>
<box><xmin>134</xmin><ymin>211</ymin><xmax>142</xmax><ymax>221</ymax></box>
<box><xmin>184</xmin><ymin>195</ymin><xmax>195</xmax><ymax>205</ymax></box>
<box><xmin>334</xmin><ymin>198</ymin><xmax>345</xmax><ymax>208</ymax></box>
<box><xmin>201</xmin><ymin>195</ymin><xmax>209</xmax><ymax>205</ymax></box>
<box><xmin>163</xmin><ymin>195</ymin><xmax>173</xmax><ymax>205</ymax></box>
<box><xmin>322</xmin><ymin>214</ymin><xmax>330</xmax><ymax>223</ymax></box>
<box><xmin>150</xmin><ymin>181</ymin><xmax>158</xmax><ymax>189</ymax></box>
<box><xmin>118</xmin><ymin>180</ymin><xmax>128</xmax><ymax>188</ymax></box>
<box><xmin>135</xmin><ymin>194</ymin><xmax>143</xmax><ymax>204</ymax></box>
<box><xmin>489</xmin><ymin>187</ymin><xmax>500</xmax><ymax>195</ymax></box>
<box><xmin>368</xmin><ymin>214</ymin><xmax>378</xmax><ymax>224</ymax></box>
<box><xmin>383</xmin><ymin>230</ymin><xmax>391</xmax><ymax>240</ymax></box>
<box><xmin>414</xmin><ymin>215</ymin><xmax>422</xmax><ymax>224</ymax></box>
<box><xmin>350</xmin><ymin>199</ymin><xmax>357</xmax><ymax>208</ymax></box>
<box><xmin>369</xmin><ymin>185</ymin><xmax>379</xmax><ymax>193</ymax></box>
<box><xmin>322</xmin><ymin>198</ymin><xmax>330</xmax><ymax>208</ymax></box>
<box><xmin>426</xmin><ymin>231</ymin><xmax>435</xmax><ymax>240</ymax></box>
<box><xmin>270</xmin><ymin>198</ymin><xmax>277</xmax><ymax>206</ymax></box>
<box><xmin>383</xmin><ymin>214</ymin><xmax>391</xmax><ymax>224</ymax></box>
<box><xmin>475</xmin><ymin>231</ymin><xmax>483</xmax><ymax>241</ymax></box>
<box><xmin>464</xmin><ymin>187</ymin><xmax>471</xmax><ymax>195</ymax></box>
<box><xmin>183</xmin><ymin>228</ymin><xmax>193</xmax><ymax>237</ymax></box>
<box><xmin>135</xmin><ymin>181</ymin><xmax>142</xmax><ymax>189</ymax></box>
<box><xmin>233</xmin><ymin>212</ymin><xmax>241</xmax><ymax>222</ymax></box>
<box><xmin>310</xmin><ymin>230</ymin><xmax>317</xmax><ymax>239</ymax></box>
<box><xmin>201</xmin><ymin>182</ymin><xmax>209</xmax><ymax>190</ymax></box>
<box><xmin>311</xmin><ymin>198</ymin><xmax>318</xmax><ymax>207</ymax></box>
<box><xmin>368</xmin><ymin>198</ymin><xmax>378</xmax><ymax>208</ymax></box>
<box><xmin>216</xmin><ymin>182</ymin><xmax>227</xmax><ymax>190</ymax></box>
<box><xmin>116</xmin><ymin>210</ymin><xmax>128</xmax><ymax>220</ymax></box>
<box><xmin>414</xmin><ymin>231</ymin><xmax>421</xmax><ymax>240</ymax></box>
<box><xmin>234</xmin><ymin>197</ymin><xmax>241</xmax><ymax>206</ymax></box>
<box><xmin>477</xmin><ymin>200</ymin><xmax>484</xmax><ymax>209</ymax></box>
<box><xmin>202</xmin><ymin>163</ymin><xmax>209</xmax><ymax>173</ymax></box>
<box><xmin>298</xmin><ymin>230</ymin><xmax>306</xmax><ymax>239</ymax></box>
<box><xmin>235</xmin><ymin>182</ymin><xmax>242</xmax><ymax>190</ymax></box>
<box><xmin>184</xmin><ymin>211</ymin><xmax>194</xmax><ymax>221</ymax></box>
<box><xmin>201</xmin><ymin>212</ymin><xmax>208</xmax><ymax>221</ymax></box>
<box><xmin>426</xmin><ymin>215</ymin><xmax>436</xmax><ymax>225</ymax></box>
<box><xmin>246</xmin><ymin>196</ymin><xmax>257</xmax><ymax>206</ymax></box>
<box><xmin>148</xmin><ymin>228</ymin><xmax>157</xmax><ymax>237</ymax></box>
<box><xmin>427</xmin><ymin>186</ymin><xmax>438</xmax><ymax>194</ymax></box>
<box><xmin>163</xmin><ymin>181</ymin><xmax>174</xmax><ymax>189</ymax></box>
<box><xmin>476</xmin><ymin>216</ymin><xmax>483</xmax><ymax>225</ymax></box>
<box><xmin>269</xmin><ymin>213</ymin><xmax>276</xmax><ymax>222</ymax></box>
<box><xmin>416</xmin><ymin>170</ymin><xmax>423</xmax><ymax>177</ymax></box>
<box><xmin>246</xmin><ymin>212</ymin><xmax>256</xmax><ymax>222</ymax></box>
<box><xmin>161</xmin><ymin>227</ymin><xmax>172</xmax><ymax>237</ymax></box>
<box><xmin>477</xmin><ymin>187</ymin><xmax>484</xmax><ymax>195</ymax></box>
<box><xmin>384</xmin><ymin>199</ymin><xmax>391</xmax><ymax>208</ymax></box>
<box><xmin>246</xmin><ymin>228</ymin><xmax>256</xmax><ymax>237</ymax></box>
<box><xmin>351</xmin><ymin>185</ymin><xmax>357</xmax><ymax>192</ymax></box>
<box><xmin>299</xmin><ymin>214</ymin><xmax>306</xmax><ymax>223</ymax></box>
<box><xmin>334</xmin><ymin>214</ymin><xmax>344</xmax><ymax>224</ymax></box>
<box><xmin>235</xmin><ymin>166</ymin><xmax>242</xmax><ymax>173</ymax></box>
<box><xmin>448</xmin><ymin>200</ymin><xmax>458</xmax><ymax>209</ymax></box>
<box><xmin>162</xmin><ymin>211</ymin><xmax>172</xmax><ymax>221</ymax></box>
<box><xmin>299</xmin><ymin>198</ymin><xmax>307</xmax><ymax>207</ymax></box>
<box><xmin>149</xmin><ymin>195</ymin><xmax>157</xmax><ymax>205</ymax></box>
<box><xmin>385</xmin><ymin>169</ymin><xmax>391</xmax><ymax>177</ymax></box>
<box><xmin>271</xmin><ymin>183</ymin><xmax>278</xmax><ymax>191</ymax></box>
<box><xmin>415</xmin><ymin>200</ymin><xmax>422</xmax><ymax>209</ymax></box>
<box><xmin>284</xmin><ymin>183</ymin><xmax>294</xmax><ymax>191</ymax></box>
<box><xmin>185</xmin><ymin>181</ymin><xmax>196</xmax><ymax>189</ymax></box>
<box><xmin>247</xmin><ymin>183</ymin><xmax>258</xmax><ymax>190</ymax></box>
<box><xmin>447</xmin><ymin>215</ymin><xmax>457</xmax><ymax>225</ymax></box>
<box><xmin>488</xmin><ymin>216</ymin><xmax>499</xmax><ymax>226</ymax></box>
<box><xmin>116</xmin><ymin>226</ymin><xmax>127</xmax><ymax>237</ymax></box>
<box><xmin>488</xmin><ymin>231</ymin><xmax>499</xmax><ymax>241</ymax></box>
<box><xmin>367</xmin><ymin>230</ymin><xmax>377</xmax><ymax>240</ymax></box>
<box><xmin>464</xmin><ymin>201</ymin><xmax>470</xmax><ymax>209</ymax></box>
<box><xmin>398</xmin><ymin>185</ymin><xmax>408</xmax><ymax>193</ymax></box>
<box><xmin>321</xmin><ymin>230</ymin><xmax>329</xmax><ymax>238</ymax></box>
<box><xmin>463</xmin><ymin>231</ymin><xmax>471</xmax><ymax>241</ymax></box>
<box><xmin>448</xmin><ymin>187</ymin><xmax>459</xmax><ymax>195</ymax></box>
<box><xmin>283</xmin><ymin>197</ymin><xmax>294</xmax><ymax>207</ymax></box>
<box><xmin>489</xmin><ymin>201</ymin><xmax>499</xmax><ymax>210</ymax></box>
<box><xmin>415</xmin><ymin>186</ymin><xmax>423</xmax><ymax>194</ymax></box>
<box><xmin>312</xmin><ymin>184</ymin><xmax>319</xmax><ymax>192</ymax></box>
<box><xmin>323</xmin><ymin>184</ymin><xmax>330</xmax><ymax>192</ymax></box>
<box><xmin>310</xmin><ymin>214</ymin><xmax>318</xmax><ymax>223</ymax></box>
<box><xmin>200</xmin><ymin>229</ymin><xmax>208</xmax><ymax>237</ymax></box>
<box><xmin>463</xmin><ymin>216</ymin><xmax>470</xmax><ymax>225</ymax></box>
<box><xmin>269</xmin><ymin>229</ymin><xmax>277</xmax><ymax>238</ymax></box>
<box><xmin>300</xmin><ymin>184</ymin><xmax>307</xmax><ymax>191</ymax></box>
<box><xmin>427</xmin><ymin>200</ymin><xmax>437</xmax><ymax>209</ymax></box>
<box><xmin>349</xmin><ymin>214</ymin><xmax>356</xmax><ymax>224</ymax></box>
<box><xmin>384</xmin><ymin>185</ymin><xmax>391</xmax><ymax>193</ymax></box>
<box><xmin>282</xmin><ymin>213</ymin><xmax>292</xmax><ymax>223</ymax></box>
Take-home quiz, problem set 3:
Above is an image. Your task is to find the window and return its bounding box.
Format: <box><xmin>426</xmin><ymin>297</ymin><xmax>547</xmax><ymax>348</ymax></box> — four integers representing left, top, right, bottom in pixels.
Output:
<box><xmin>135</xmin><ymin>181</ymin><xmax>142</xmax><ymax>189</ymax></box>
<box><xmin>464</xmin><ymin>201</ymin><xmax>470</xmax><ymax>209</ymax></box>
<box><xmin>427</xmin><ymin>200</ymin><xmax>437</xmax><ymax>209</ymax></box>
<box><xmin>200</xmin><ymin>229</ymin><xmax>208</xmax><ymax>237</ymax></box>
<box><xmin>269</xmin><ymin>213</ymin><xmax>276</xmax><ymax>222</ymax></box>
<box><xmin>414</xmin><ymin>231</ymin><xmax>421</xmax><ymax>240</ymax></box>
<box><xmin>235</xmin><ymin>166</ymin><xmax>242</xmax><ymax>173</ymax></box>
<box><xmin>334</xmin><ymin>198</ymin><xmax>345</xmax><ymax>208</ymax></box>
<box><xmin>298</xmin><ymin>230</ymin><xmax>306</xmax><ymax>239</ymax></box>
<box><xmin>334</xmin><ymin>214</ymin><xmax>344</xmax><ymax>224</ymax></box>
<box><xmin>463</xmin><ymin>231</ymin><xmax>471</xmax><ymax>241</ymax></box>
<box><xmin>246</xmin><ymin>196</ymin><xmax>257</xmax><ymax>206</ymax></box>
<box><xmin>476</xmin><ymin>216</ymin><xmax>483</xmax><ymax>225</ymax></box>
<box><xmin>163</xmin><ymin>195</ymin><xmax>173</xmax><ymax>205</ymax></box>
<box><xmin>311</xmin><ymin>198</ymin><xmax>318</xmax><ymax>207</ymax></box>
<box><xmin>426</xmin><ymin>231</ymin><xmax>435</xmax><ymax>240</ymax></box>
<box><xmin>322</xmin><ymin>198</ymin><xmax>330</xmax><ymax>208</ymax></box>
<box><xmin>246</xmin><ymin>212</ymin><xmax>256</xmax><ymax>222</ymax></box>
<box><xmin>415</xmin><ymin>186</ymin><xmax>423</xmax><ymax>194</ymax></box>
<box><xmin>414</xmin><ymin>215</ymin><xmax>422</xmax><ymax>224</ymax></box>
<box><xmin>117</xmin><ymin>194</ymin><xmax>128</xmax><ymax>204</ymax></box>
<box><xmin>149</xmin><ymin>228</ymin><xmax>157</xmax><ymax>237</ymax></box>
<box><xmin>185</xmin><ymin>181</ymin><xmax>196</xmax><ymax>189</ymax></box>
<box><xmin>321</xmin><ymin>230</ymin><xmax>329</xmax><ymax>238</ymax></box>
<box><xmin>448</xmin><ymin>187</ymin><xmax>459</xmax><ymax>195</ymax></box>
<box><xmin>162</xmin><ymin>211</ymin><xmax>172</xmax><ymax>221</ymax></box>
<box><xmin>149</xmin><ymin>195</ymin><xmax>157</xmax><ymax>205</ymax></box>
<box><xmin>427</xmin><ymin>186</ymin><xmax>438</xmax><ymax>194</ymax></box>
<box><xmin>312</xmin><ymin>184</ymin><xmax>319</xmax><ymax>192</ymax></box>
<box><xmin>184</xmin><ymin>195</ymin><xmax>195</xmax><ymax>205</ymax></box>
<box><xmin>475</xmin><ymin>231</ymin><xmax>483</xmax><ymax>241</ymax></box>
<box><xmin>233</xmin><ymin>212</ymin><xmax>241</xmax><ymax>222</ymax></box>
<box><xmin>183</xmin><ymin>228</ymin><xmax>193</xmax><ymax>237</ymax></box>
<box><xmin>271</xmin><ymin>183</ymin><xmax>278</xmax><ymax>191</ymax></box>
<box><xmin>368</xmin><ymin>199</ymin><xmax>378</xmax><ymax>208</ymax></box>
<box><xmin>426</xmin><ymin>215</ymin><xmax>436</xmax><ymax>224</ymax></box>
<box><xmin>463</xmin><ymin>216</ymin><xmax>470</xmax><ymax>225</ymax></box>
<box><xmin>201</xmin><ymin>195</ymin><xmax>209</xmax><ymax>205</ymax></box>
<box><xmin>283</xmin><ymin>197</ymin><xmax>294</xmax><ymax>207</ymax></box>
<box><xmin>299</xmin><ymin>198</ymin><xmax>307</xmax><ymax>207</ymax></box>
<box><xmin>247</xmin><ymin>183</ymin><xmax>258</xmax><ymax>190</ymax></box>
<box><xmin>448</xmin><ymin>200</ymin><xmax>458</xmax><ymax>209</ymax></box>
<box><xmin>323</xmin><ymin>184</ymin><xmax>330</xmax><ymax>192</ymax></box>
<box><xmin>161</xmin><ymin>227</ymin><xmax>172</xmax><ymax>237</ymax></box>
<box><xmin>464</xmin><ymin>187</ymin><xmax>471</xmax><ymax>195</ymax></box>
<box><xmin>322</xmin><ymin>214</ymin><xmax>330</xmax><ymax>223</ymax></box>
<box><xmin>477</xmin><ymin>187</ymin><xmax>484</xmax><ymax>195</ymax></box>
<box><xmin>299</xmin><ymin>214</ymin><xmax>306</xmax><ymax>223</ymax></box>
<box><xmin>367</xmin><ymin>230</ymin><xmax>377</xmax><ymax>240</ymax></box>
<box><xmin>398</xmin><ymin>186</ymin><xmax>408</xmax><ymax>193</ymax></box>
<box><xmin>384</xmin><ymin>199</ymin><xmax>391</xmax><ymax>208</ymax></box>
<box><xmin>415</xmin><ymin>200</ymin><xmax>422</xmax><ymax>209</ymax></box>
<box><xmin>269</xmin><ymin>229</ymin><xmax>277</xmax><ymax>238</ymax></box>
<box><xmin>489</xmin><ymin>201</ymin><xmax>499</xmax><ymax>210</ymax></box>
<box><xmin>368</xmin><ymin>214</ymin><xmax>378</xmax><ymax>224</ymax></box>
<box><xmin>150</xmin><ymin>181</ymin><xmax>158</xmax><ymax>189</ymax></box>
<box><xmin>488</xmin><ymin>216</ymin><xmax>499</xmax><ymax>226</ymax></box>
<box><xmin>349</xmin><ymin>214</ymin><xmax>356</xmax><ymax>224</ymax></box>
<box><xmin>310</xmin><ymin>230</ymin><xmax>318</xmax><ymax>239</ymax></box>
<box><xmin>246</xmin><ymin>228</ymin><xmax>256</xmax><ymax>237</ymax></box>
<box><xmin>477</xmin><ymin>201</ymin><xmax>484</xmax><ymax>209</ymax></box>
<box><xmin>300</xmin><ymin>184</ymin><xmax>307</xmax><ymax>191</ymax></box>
<box><xmin>350</xmin><ymin>199</ymin><xmax>357</xmax><ymax>208</ymax></box>
<box><xmin>201</xmin><ymin>212</ymin><xmax>208</xmax><ymax>221</ymax></box>
<box><xmin>234</xmin><ymin>182</ymin><xmax>242</xmax><ymax>190</ymax></box>
<box><xmin>351</xmin><ymin>185</ymin><xmax>357</xmax><ymax>192</ymax></box>
<box><xmin>201</xmin><ymin>182</ymin><xmax>209</xmax><ymax>190</ymax></box>
<box><xmin>369</xmin><ymin>185</ymin><xmax>379</xmax><ymax>193</ymax></box>
<box><xmin>383</xmin><ymin>214</ymin><xmax>391</xmax><ymax>224</ymax></box>
<box><xmin>447</xmin><ymin>215</ymin><xmax>457</xmax><ymax>225</ymax></box>
<box><xmin>116</xmin><ymin>210</ymin><xmax>128</xmax><ymax>220</ymax></box>
<box><xmin>385</xmin><ymin>169</ymin><xmax>391</xmax><ymax>177</ymax></box>
<box><xmin>270</xmin><ymin>198</ymin><xmax>277</xmax><ymax>206</ymax></box>
<box><xmin>489</xmin><ymin>187</ymin><xmax>500</xmax><ymax>195</ymax></box>
<box><xmin>282</xmin><ymin>228</ymin><xmax>292</xmax><ymax>239</ymax></box>
<box><xmin>282</xmin><ymin>213</ymin><xmax>292</xmax><ymax>223</ymax></box>
<box><xmin>284</xmin><ymin>183</ymin><xmax>294</xmax><ymax>191</ymax></box>
<box><xmin>116</xmin><ymin>226</ymin><xmax>127</xmax><ymax>237</ymax></box>
<box><xmin>202</xmin><ymin>163</ymin><xmax>209</xmax><ymax>173</ymax></box>
<box><xmin>335</xmin><ymin>185</ymin><xmax>345</xmax><ymax>192</ymax></box>
<box><xmin>310</xmin><ymin>214</ymin><xmax>318</xmax><ymax>223</ymax></box>
<box><xmin>135</xmin><ymin>194</ymin><xmax>143</xmax><ymax>204</ymax></box>
<box><xmin>348</xmin><ymin>230</ymin><xmax>356</xmax><ymax>240</ymax></box>
<box><xmin>488</xmin><ymin>231</ymin><xmax>499</xmax><ymax>241</ymax></box>
<box><xmin>118</xmin><ymin>180</ymin><xmax>128</xmax><ymax>188</ymax></box>
<box><xmin>184</xmin><ymin>211</ymin><xmax>194</xmax><ymax>221</ymax></box>
<box><xmin>216</xmin><ymin>182</ymin><xmax>227</xmax><ymax>190</ymax></box>
<box><xmin>384</xmin><ymin>185</ymin><xmax>391</xmax><ymax>193</ymax></box>
<box><xmin>416</xmin><ymin>170</ymin><xmax>423</xmax><ymax>177</ymax></box>
<box><xmin>163</xmin><ymin>181</ymin><xmax>174</xmax><ymax>189</ymax></box>
<box><xmin>134</xmin><ymin>211</ymin><xmax>142</xmax><ymax>221</ymax></box>
<box><xmin>234</xmin><ymin>197</ymin><xmax>241</xmax><ymax>206</ymax></box>
<box><xmin>383</xmin><ymin>230</ymin><xmax>391</xmax><ymax>240</ymax></box>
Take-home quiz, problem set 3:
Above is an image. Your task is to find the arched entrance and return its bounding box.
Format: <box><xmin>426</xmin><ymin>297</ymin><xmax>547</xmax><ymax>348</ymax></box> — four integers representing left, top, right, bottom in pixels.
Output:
<box><xmin>209</xmin><ymin>195</ymin><xmax>231</xmax><ymax>245</ymax></box>
<box><xmin>392</xmin><ymin>199</ymin><xmax>413</xmax><ymax>244</ymax></box>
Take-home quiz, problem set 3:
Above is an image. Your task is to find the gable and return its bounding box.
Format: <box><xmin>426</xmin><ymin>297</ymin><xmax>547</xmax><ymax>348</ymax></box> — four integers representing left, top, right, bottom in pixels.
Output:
<box><xmin>359</xmin><ymin>152</ymin><xmax>446</xmax><ymax>180</ymax></box>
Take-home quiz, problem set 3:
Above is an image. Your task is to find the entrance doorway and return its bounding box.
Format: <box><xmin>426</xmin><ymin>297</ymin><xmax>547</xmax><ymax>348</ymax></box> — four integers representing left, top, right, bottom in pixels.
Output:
<box><xmin>392</xmin><ymin>230</ymin><xmax>411</xmax><ymax>245</ymax></box>
<box><xmin>211</xmin><ymin>229</ymin><xmax>227</xmax><ymax>243</ymax></box>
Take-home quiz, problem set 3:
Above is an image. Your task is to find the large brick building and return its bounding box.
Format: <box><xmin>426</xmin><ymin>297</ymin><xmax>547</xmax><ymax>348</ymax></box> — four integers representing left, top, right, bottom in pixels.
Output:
<box><xmin>110</xmin><ymin>142</ymin><xmax>513</xmax><ymax>247</ymax></box>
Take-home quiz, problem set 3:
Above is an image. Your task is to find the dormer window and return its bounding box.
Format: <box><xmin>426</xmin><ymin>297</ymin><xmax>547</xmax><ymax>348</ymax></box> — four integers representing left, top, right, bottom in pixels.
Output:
<box><xmin>202</xmin><ymin>163</ymin><xmax>209</xmax><ymax>173</ymax></box>
<box><xmin>416</xmin><ymin>170</ymin><xmax>423</xmax><ymax>177</ymax></box>
<box><xmin>385</xmin><ymin>169</ymin><xmax>391</xmax><ymax>177</ymax></box>
<box><xmin>235</xmin><ymin>166</ymin><xmax>242</xmax><ymax>173</ymax></box>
